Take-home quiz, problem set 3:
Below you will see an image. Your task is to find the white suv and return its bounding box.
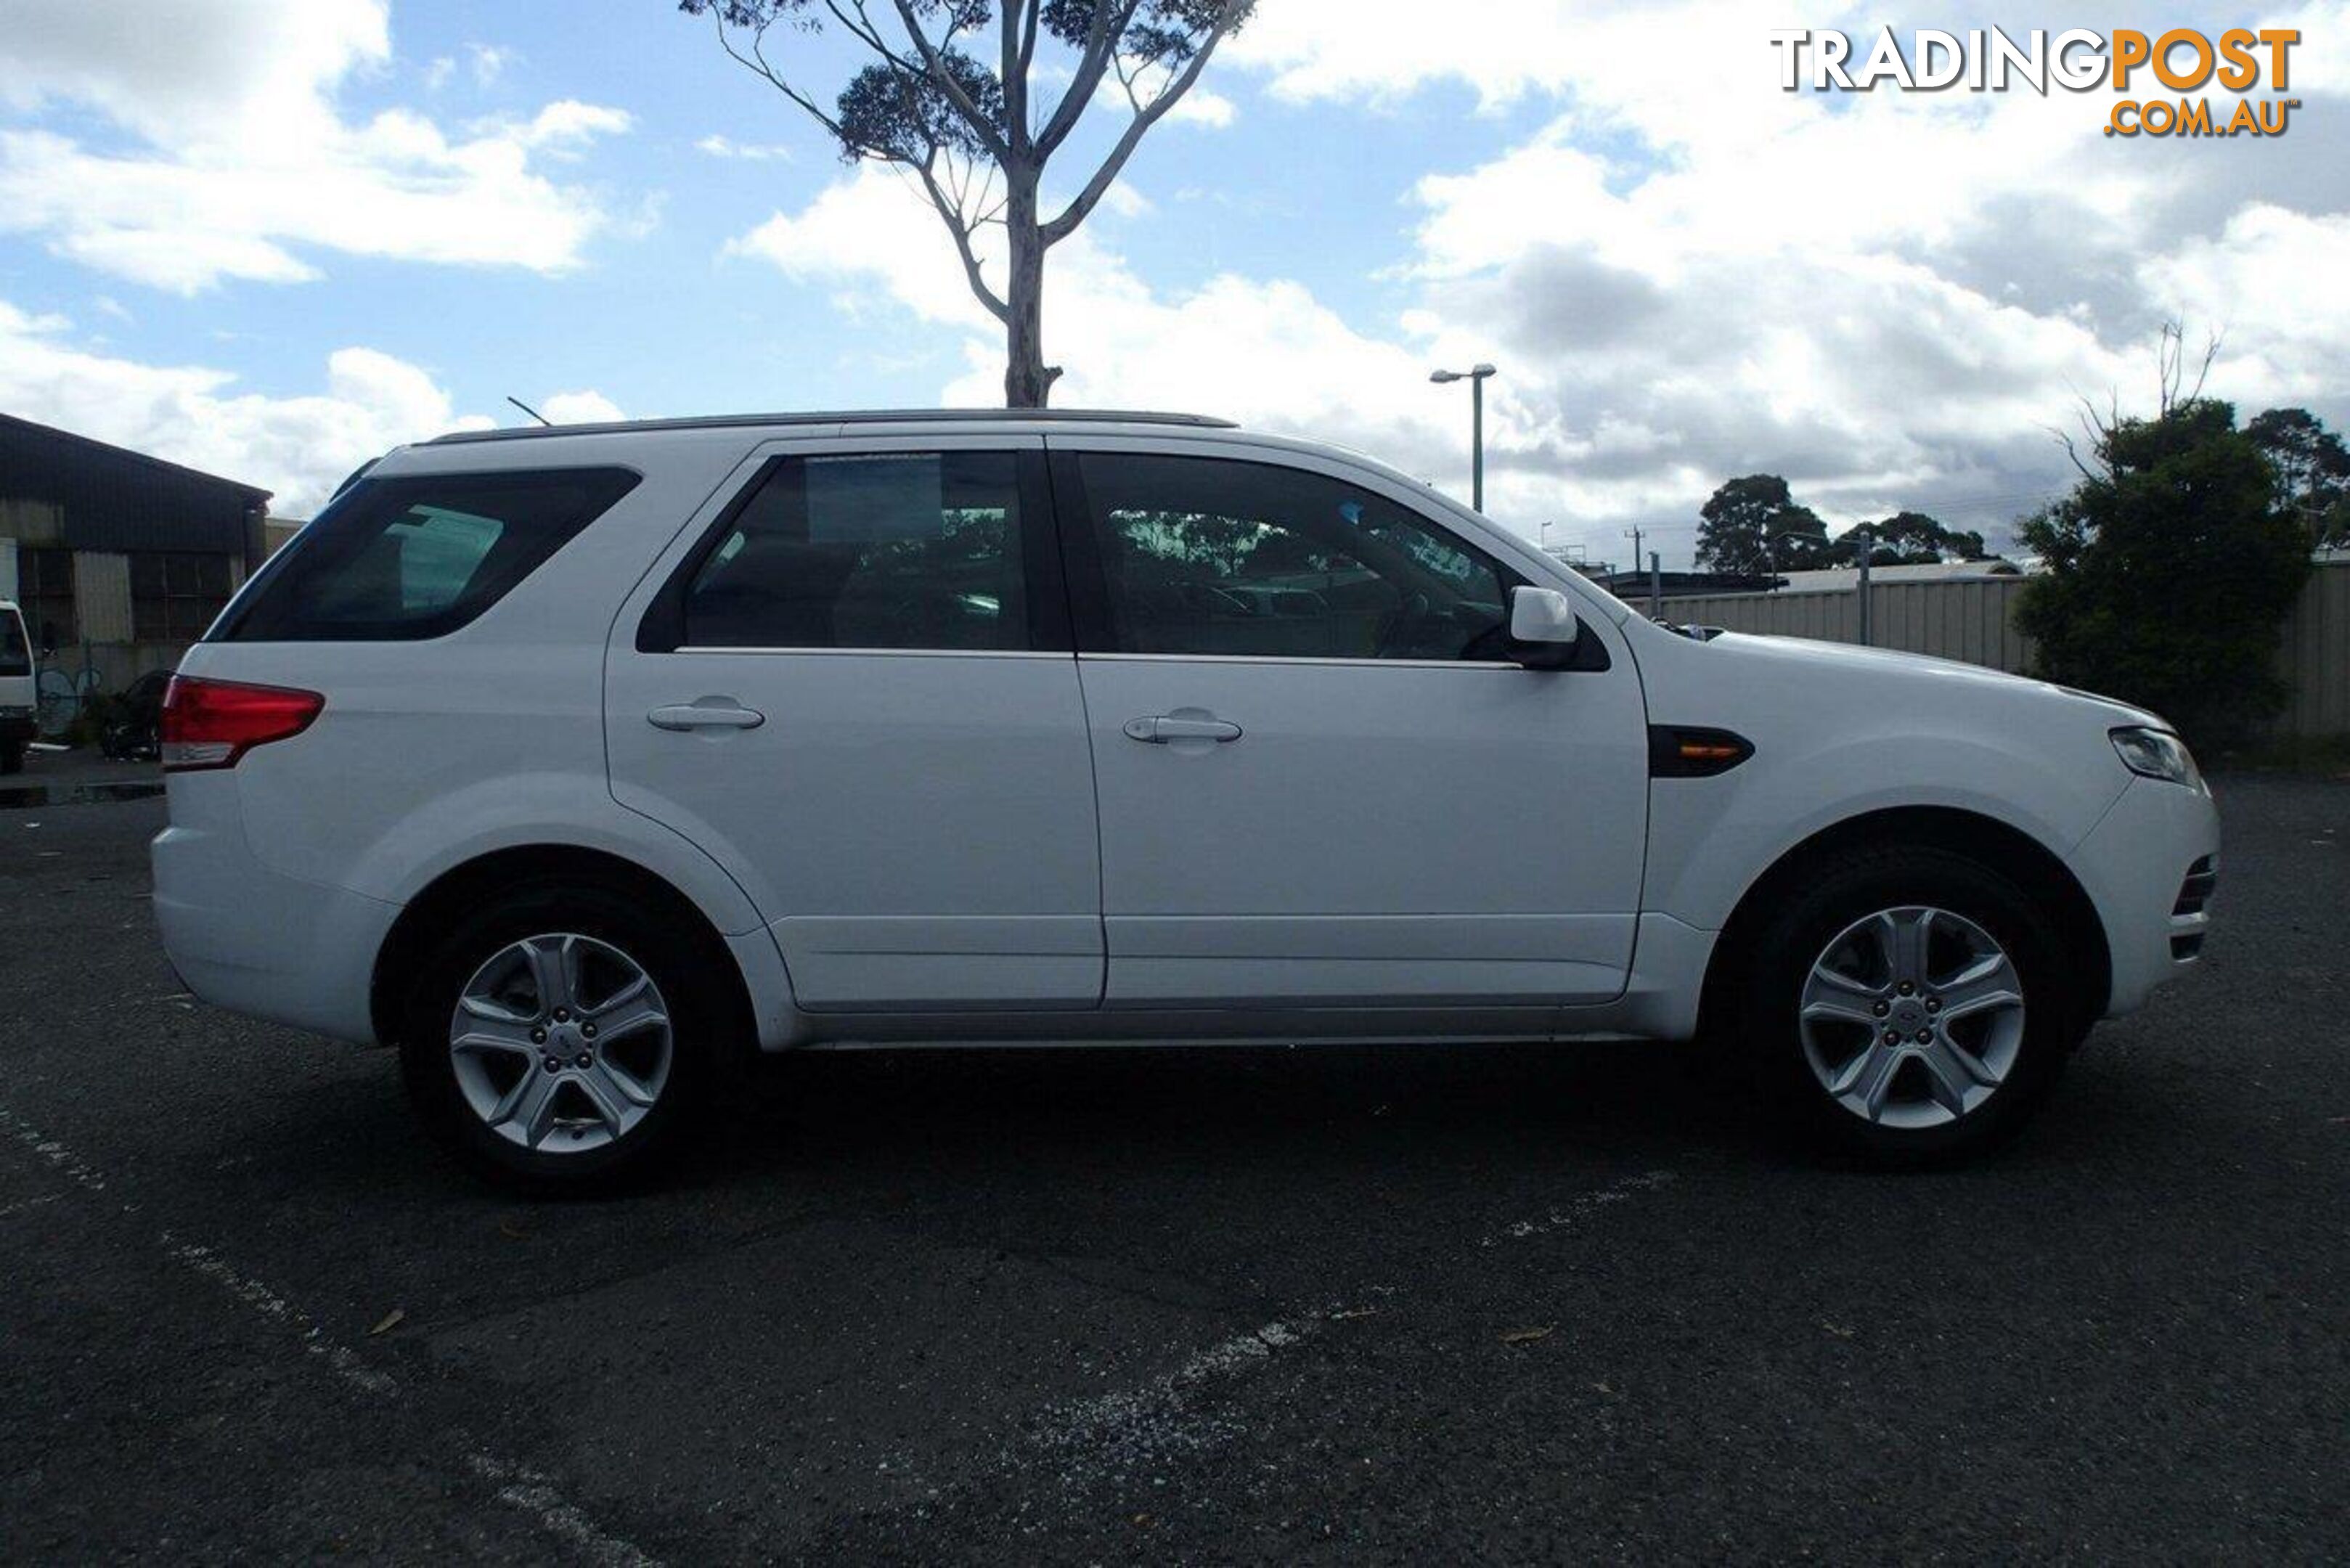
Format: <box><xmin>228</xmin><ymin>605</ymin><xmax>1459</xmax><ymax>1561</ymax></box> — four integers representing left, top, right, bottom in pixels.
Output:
<box><xmin>152</xmin><ymin>412</ymin><xmax>2219</xmax><ymax>1189</ymax></box>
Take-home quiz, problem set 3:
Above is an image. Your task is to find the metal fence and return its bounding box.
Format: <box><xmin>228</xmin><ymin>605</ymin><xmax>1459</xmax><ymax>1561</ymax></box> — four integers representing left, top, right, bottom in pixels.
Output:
<box><xmin>1660</xmin><ymin>560</ymin><xmax>2350</xmax><ymax>739</ymax></box>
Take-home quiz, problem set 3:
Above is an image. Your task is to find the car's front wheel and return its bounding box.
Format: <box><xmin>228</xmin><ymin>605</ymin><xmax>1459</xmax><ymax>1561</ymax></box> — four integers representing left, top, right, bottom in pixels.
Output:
<box><xmin>399</xmin><ymin>883</ymin><xmax>726</xmax><ymax>1193</ymax></box>
<box><xmin>1739</xmin><ymin>845</ymin><xmax>2081</xmax><ymax>1165</ymax></box>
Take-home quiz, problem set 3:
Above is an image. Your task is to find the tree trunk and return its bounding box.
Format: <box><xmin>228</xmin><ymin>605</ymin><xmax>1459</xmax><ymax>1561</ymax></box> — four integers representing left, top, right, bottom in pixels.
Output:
<box><xmin>1003</xmin><ymin>169</ymin><xmax>1055</xmax><ymax>408</ymax></box>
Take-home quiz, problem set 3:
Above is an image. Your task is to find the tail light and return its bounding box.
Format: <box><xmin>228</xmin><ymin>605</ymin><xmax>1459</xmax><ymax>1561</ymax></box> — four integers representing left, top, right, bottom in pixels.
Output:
<box><xmin>160</xmin><ymin>677</ymin><xmax>323</xmax><ymax>772</ymax></box>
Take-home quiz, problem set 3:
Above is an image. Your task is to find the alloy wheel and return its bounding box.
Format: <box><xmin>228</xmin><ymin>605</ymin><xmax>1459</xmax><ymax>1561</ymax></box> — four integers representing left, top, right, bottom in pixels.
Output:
<box><xmin>1798</xmin><ymin>905</ymin><xmax>2026</xmax><ymax>1130</ymax></box>
<box><xmin>447</xmin><ymin>932</ymin><xmax>674</xmax><ymax>1153</ymax></box>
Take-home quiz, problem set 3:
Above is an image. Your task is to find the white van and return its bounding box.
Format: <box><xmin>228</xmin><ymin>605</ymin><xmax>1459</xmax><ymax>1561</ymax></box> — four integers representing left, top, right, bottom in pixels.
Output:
<box><xmin>0</xmin><ymin>600</ymin><xmax>35</xmax><ymax>774</ymax></box>
<box><xmin>150</xmin><ymin>411</ymin><xmax>2218</xmax><ymax>1191</ymax></box>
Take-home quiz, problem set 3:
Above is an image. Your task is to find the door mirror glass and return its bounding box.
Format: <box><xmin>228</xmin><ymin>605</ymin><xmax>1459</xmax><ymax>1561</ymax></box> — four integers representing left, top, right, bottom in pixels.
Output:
<box><xmin>1509</xmin><ymin>586</ymin><xmax>1580</xmax><ymax>648</ymax></box>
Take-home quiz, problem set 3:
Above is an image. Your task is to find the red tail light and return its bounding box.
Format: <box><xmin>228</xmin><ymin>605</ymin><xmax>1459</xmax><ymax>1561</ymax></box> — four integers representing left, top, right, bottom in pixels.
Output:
<box><xmin>160</xmin><ymin>677</ymin><xmax>323</xmax><ymax>772</ymax></box>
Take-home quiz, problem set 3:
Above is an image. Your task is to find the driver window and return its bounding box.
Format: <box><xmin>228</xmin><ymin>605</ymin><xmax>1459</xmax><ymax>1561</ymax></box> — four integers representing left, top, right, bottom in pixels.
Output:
<box><xmin>1076</xmin><ymin>453</ymin><xmax>1515</xmax><ymax>661</ymax></box>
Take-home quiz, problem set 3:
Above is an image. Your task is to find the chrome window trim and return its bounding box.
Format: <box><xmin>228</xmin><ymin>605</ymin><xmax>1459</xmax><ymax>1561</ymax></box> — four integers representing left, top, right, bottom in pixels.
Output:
<box><xmin>1078</xmin><ymin>651</ymin><xmax>1527</xmax><ymax>673</ymax></box>
<box><xmin>669</xmin><ymin>645</ymin><xmax>1064</xmax><ymax>661</ymax></box>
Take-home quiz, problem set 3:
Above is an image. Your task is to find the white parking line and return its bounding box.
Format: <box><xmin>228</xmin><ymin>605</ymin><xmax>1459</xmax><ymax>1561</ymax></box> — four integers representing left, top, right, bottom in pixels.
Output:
<box><xmin>0</xmin><ymin>1101</ymin><xmax>658</xmax><ymax>1566</ymax></box>
<box><xmin>1480</xmin><ymin>1167</ymin><xmax>1678</xmax><ymax>1248</ymax></box>
<box><xmin>930</xmin><ymin>1164</ymin><xmax>1684</xmax><ymax>1511</ymax></box>
<box><xmin>1027</xmin><ymin>1312</ymin><xmax>1330</xmax><ymax>1485</ymax></box>
<box><xmin>160</xmin><ymin>1233</ymin><xmax>397</xmax><ymax>1397</ymax></box>
<box><xmin>0</xmin><ymin>1103</ymin><xmax>112</xmax><ymax>1195</ymax></box>
<box><xmin>465</xmin><ymin>1454</ymin><xmax>662</xmax><ymax>1568</ymax></box>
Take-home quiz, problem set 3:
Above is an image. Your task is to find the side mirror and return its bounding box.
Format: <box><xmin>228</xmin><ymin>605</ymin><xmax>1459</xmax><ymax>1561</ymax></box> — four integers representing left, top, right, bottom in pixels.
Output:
<box><xmin>1508</xmin><ymin>586</ymin><xmax>1582</xmax><ymax>668</ymax></box>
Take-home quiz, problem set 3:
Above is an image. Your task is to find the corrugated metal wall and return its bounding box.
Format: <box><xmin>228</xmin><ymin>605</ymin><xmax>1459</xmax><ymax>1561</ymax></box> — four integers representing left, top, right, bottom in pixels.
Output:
<box><xmin>2274</xmin><ymin>563</ymin><xmax>2350</xmax><ymax>738</ymax></box>
<box><xmin>74</xmin><ymin>550</ymin><xmax>133</xmax><ymax>643</ymax></box>
<box><xmin>1662</xmin><ymin>562</ymin><xmax>2349</xmax><ymax>738</ymax></box>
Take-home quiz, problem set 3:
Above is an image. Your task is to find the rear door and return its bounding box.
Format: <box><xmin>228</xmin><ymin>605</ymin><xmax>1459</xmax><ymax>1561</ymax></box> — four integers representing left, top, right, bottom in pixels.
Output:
<box><xmin>604</xmin><ymin>434</ymin><xmax>1103</xmax><ymax>1011</ymax></box>
<box><xmin>1051</xmin><ymin>440</ymin><xmax>1650</xmax><ymax>1010</ymax></box>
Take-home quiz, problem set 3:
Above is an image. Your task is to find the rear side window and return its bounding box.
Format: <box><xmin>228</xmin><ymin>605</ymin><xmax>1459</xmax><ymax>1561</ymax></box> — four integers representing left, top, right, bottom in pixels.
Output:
<box><xmin>677</xmin><ymin>452</ymin><xmax>1030</xmax><ymax>651</ymax></box>
<box><xmin>217</xmin><ymin>467</ymin><xmax>640</xmax><ymax>641</ymax></box>
<box><xmin>0</xmin><ymin>609</ymin><xmax>28</xmax><ymax>677</ymax></box>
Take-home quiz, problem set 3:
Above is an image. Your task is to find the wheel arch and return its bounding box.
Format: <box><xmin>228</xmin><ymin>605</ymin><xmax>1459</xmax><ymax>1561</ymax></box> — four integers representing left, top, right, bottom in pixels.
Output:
<box><xmin>369</xmin><ymin>843</ymin><xmax>759</xmax><ymax>1051</ymax></box>
<box><xmin>1696</xmin><ymin>805</ymin><xmax>2111</xmax><ymax>1039</ymax></box>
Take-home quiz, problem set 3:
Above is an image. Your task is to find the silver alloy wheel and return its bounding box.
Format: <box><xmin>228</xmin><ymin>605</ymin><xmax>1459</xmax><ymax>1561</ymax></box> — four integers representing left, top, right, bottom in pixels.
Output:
<box><xmin>1798</xmin><ymin>905</ymin><xmax>2026</xmax><ymax>1130</ymax></box>
<box><xmin>448</xmin><ymin>932</ymin><xmax>674</xmax><ymax>1153</ymax></box>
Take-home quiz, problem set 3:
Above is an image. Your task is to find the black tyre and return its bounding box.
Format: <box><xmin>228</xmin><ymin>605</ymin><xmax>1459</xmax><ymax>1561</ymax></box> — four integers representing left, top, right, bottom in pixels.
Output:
<box><xmin>1735</xmin><ymin>844</ymin><xmax>2080</xmax><ymax>1167</ymax></box>
<box><xmin>0</xmin><ymin>741</ymin><xmax>21</xmax><ymax>775</ymax></box>
<box><xmin>398</xmin><ymin>881</ymin><xmax>736</xmax><ymax>1194</ymax></box>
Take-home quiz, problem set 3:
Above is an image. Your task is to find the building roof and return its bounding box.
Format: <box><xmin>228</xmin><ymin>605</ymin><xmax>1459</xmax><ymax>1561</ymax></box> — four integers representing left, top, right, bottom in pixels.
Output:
<box><xmin>427</xmin><ymin>408</ymin><xmax>1239</xmax><ymax>446</ymax></box>
<box><xmin>0</xmin><ymin>413</ymin><xmax>272</xmax><ymax>502</ymax></box>
<box><xmin>0</xmin><ymin>412</ymin><xmax>271</xmax><ymax>558</ymax></box>
<box><xmin>1769</xmin><ymin>559</ymin><xmax>2023</xmax><ymax>592</ymax></box>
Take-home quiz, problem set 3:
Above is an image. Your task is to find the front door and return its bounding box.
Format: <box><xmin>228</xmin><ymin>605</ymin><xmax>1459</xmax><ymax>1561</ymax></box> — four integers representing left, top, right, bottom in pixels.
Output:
<box><xmin>1053</xmin><ymin>443</ymin><xmax>1649</xmax><ymax>1010</ymax></box>
<box><xmin>605</xmin><ymin>436</ymin><xmax>1102</xmax><ymax>1010</ymax></box>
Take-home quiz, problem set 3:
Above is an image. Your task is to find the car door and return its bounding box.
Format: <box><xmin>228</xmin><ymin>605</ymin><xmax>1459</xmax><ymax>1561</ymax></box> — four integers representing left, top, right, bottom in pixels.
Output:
<box><xmin>1051</xmin><ymin>439</ymin><xmax>1649</xmax><ymax>1010</ymax></box>
<box><xmin>605</xmin><ymin>434</ymin><xmax>1103</xmax><ymax>1010</ymax></box>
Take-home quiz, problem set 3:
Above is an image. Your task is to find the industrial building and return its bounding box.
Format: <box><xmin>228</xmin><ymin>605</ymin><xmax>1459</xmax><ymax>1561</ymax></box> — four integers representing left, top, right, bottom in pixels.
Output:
<box><xmin>0</xmin><ymin>413</ymin><xmax>272</xmax><ymax>695</ymax></box>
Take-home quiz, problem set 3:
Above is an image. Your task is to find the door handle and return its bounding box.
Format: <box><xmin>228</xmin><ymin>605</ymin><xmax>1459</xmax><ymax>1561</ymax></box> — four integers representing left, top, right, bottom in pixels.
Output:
<box><xmin>1123</xmin><ymin>714</ymin><xmax>1242</xmax><ymax>744</ymax></box>
<box><xmin>649</xmin><ymin>698</ymin><xmax>765</xmax><ymax>732</ymax></box>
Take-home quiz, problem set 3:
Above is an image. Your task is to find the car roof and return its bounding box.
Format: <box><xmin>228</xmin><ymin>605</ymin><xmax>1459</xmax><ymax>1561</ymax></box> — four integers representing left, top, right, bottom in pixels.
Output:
<box><xmin>425</xmin><ymin>409</ymin><xmax>1238</xmax><ymax>446</ymax></box>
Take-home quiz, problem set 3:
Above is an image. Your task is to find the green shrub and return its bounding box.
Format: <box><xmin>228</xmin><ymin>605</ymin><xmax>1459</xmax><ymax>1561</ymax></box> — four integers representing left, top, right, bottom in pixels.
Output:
<box><xmin>2018</xmin><ymin>399</ymin><xmax>2312</xmax><ymax>751</ymax></box>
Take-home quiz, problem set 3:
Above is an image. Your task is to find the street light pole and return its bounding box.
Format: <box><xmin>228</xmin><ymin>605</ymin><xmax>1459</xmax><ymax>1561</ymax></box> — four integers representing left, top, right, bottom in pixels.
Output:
<box><xmin>1429</xmin><ymin>363</ymin><xmax>1497</xmax><ymax>513</ymax></box>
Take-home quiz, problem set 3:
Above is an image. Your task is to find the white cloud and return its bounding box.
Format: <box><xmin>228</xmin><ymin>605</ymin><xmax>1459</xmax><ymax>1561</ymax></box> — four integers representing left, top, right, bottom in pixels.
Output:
<box><xmin>1212</xmin><ymin>0</ymin><xmax>2350</xmax><ymax>558</ymax></box>
<box><xmin>538</xmin><ymin>390</ymin><xmax>626</xmax><ymax>425</ymax></box>
<box><xmin>0</xmin><ymin>301</ymin><xmax>494</xmax><ymax>513</ymax></box>
<box><xmin>0</xmin><ymin>0</ymin><xmax>635</xmax><ymax>293</ymax></box>
<box><xmin>725</xmin><ymin>166</ymin><xmax>1001</xmax><ymax>332</ymax></box>
<box><xmin>696</xmin><ymin>134</ymin><xmax>795</xmax><ymax>161</ymax></box>
<box><xmin>504</xmin><ymin>99</ymin><xmax>636</xmax><ymax>155</ymax></box>
<box><xmin>468</xmin><ymin>43</ymin><xmax>514</xmax><ymax>87</ymax></box>
<box><xmin>1167</xmin><ymin>89</ymin><xmax>1236</xmax><ymax>128</ymax></box>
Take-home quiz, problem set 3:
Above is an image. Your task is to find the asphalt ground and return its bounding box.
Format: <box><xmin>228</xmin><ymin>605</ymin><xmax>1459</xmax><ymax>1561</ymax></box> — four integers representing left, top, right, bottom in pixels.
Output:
<box><xmin>1</xmin><ymin>756</ymin><xmax>2343</xmax><ymax>1562</ymax></box>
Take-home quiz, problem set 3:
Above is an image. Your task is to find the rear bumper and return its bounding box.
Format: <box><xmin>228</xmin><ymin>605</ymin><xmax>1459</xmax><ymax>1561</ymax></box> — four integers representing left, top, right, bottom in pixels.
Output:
<box><xmin>2065</xmin><ymin>775</ymin><xmax>2222</xmax><ymax>1017</ymax></box>
<box><xmin>152</xmin><ymin>783</ymin><xmax>398</xmax><ymax>1044</ymax></box>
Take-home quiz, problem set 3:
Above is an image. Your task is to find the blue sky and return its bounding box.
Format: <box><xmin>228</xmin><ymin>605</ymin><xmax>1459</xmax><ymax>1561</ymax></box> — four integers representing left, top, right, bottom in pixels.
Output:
<box><xmin>1</xmin><ymin>1</ymin><xmax>2344</xmax><ymax>567</ymax></box>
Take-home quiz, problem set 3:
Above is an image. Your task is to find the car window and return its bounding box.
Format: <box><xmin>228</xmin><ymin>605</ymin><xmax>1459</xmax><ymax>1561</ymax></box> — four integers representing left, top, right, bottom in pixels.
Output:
<box><xmin>0</xmin><ymin>610</ymin><xmax>28</xmax><ymax>677</ymax></box>
<box><xmin>1074</xmin><ymin>453</ymin><xmax>1517</xmax><ymax>661</ymax></box>
<box><xmin>681</xmin><ymin>452</ymin><xmax>1029</xmax><ymax>651</ymax></box>
<box><xmin>218</xmin><ymin>467</ymin><xmax>640</xmax><ymax>642</ymax></box>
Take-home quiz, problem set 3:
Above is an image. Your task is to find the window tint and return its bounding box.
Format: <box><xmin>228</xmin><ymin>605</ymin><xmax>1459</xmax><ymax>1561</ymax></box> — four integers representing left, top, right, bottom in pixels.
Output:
<box><xmin>219</xmin><ymin>467</ymin><xmax>638</xmax><ymax>642</ymax></box>
<box><xmin>1077</xmin><ymin>454</ymin><xmax>1517</xmax><ymax>661</ymax></box>
<box><xmin>681</xmin><ymin>452</ymin><xmax>1028</xmax><ymax>651</ymax></box>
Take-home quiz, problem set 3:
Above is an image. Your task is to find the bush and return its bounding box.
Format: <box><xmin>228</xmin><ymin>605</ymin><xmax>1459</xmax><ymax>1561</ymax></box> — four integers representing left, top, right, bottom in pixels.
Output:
<box><xmin>2017</xmin><ymin>399</ymin><xmax>2311</xmax><ymax>751</ymax></box>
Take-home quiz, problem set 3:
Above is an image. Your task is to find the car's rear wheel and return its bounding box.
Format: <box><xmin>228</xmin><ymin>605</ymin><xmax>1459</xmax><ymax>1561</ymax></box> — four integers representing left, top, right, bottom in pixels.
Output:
<box><xmin>1739</xmin><ymin>845</ymin><xmax>2079</xmax><ymax>1165</ymax></box>
<box><xmin>399</xmin><ymin>883</ymin><xmax>726</xmax><ymax>1193</ymax></box>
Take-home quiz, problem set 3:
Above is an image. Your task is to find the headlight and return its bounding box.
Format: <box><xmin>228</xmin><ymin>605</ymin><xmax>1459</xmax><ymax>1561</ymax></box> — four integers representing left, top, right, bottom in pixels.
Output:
<box><xmin>2110</xmin><ymin>727</ymin><xmax>2200</xmax><ymax>787</ymax></box>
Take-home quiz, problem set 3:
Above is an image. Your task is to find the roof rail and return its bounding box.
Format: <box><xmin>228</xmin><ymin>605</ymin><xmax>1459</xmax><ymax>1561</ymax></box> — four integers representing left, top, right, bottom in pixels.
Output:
<box><xmin>425</xmin><ymin>408</ymin><xmax>1239</xmax><ymax>445</ymax></box>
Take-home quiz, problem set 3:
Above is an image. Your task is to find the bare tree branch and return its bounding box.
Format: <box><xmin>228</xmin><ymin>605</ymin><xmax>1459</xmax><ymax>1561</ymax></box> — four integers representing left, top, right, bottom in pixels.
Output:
<box><xmin>1041</xmin><ymin>0</ymin><xmax>1246</xmax><ymax>245</ymax></box>
<box><xmin>710</xmin><ymin>9</ymin><xmax>852</xmax><ymax>142</ymax></box>
<box><xmin>909</xmin><ymin>158</ymin><xmax>1010</xmax><ymax>322</ymax></box>
<box><xmin>1035</xmin><ymin>0</ymin><xmax>1143</xmax><ymax>155</ymax></box>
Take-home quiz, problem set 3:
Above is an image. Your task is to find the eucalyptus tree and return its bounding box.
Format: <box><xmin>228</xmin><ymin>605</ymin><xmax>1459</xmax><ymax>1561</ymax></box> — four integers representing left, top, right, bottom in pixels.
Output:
<box><xmin>680</xmin><ymin>0</ymin><xmax>1257</xmax><ymax>405</ymax></box>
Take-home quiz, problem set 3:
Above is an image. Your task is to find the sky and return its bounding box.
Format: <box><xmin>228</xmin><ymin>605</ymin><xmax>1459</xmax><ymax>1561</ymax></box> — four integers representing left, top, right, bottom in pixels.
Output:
<box><xmin>0</xmin><ymin>0</ymin><xmax>2343</xmax><ymax>568</ymax></box>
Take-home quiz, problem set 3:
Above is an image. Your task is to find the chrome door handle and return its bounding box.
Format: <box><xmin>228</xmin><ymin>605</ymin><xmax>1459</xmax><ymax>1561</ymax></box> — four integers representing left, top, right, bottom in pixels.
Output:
<box><xmin>1123</xmin><ymin>714</ymin><xmax>1242</xmax><ymax>743</ymax></box>
<box><xmin>649</xmin><ymin>698</ymin><xmax>765</xmax><ymax>732</ymax></box>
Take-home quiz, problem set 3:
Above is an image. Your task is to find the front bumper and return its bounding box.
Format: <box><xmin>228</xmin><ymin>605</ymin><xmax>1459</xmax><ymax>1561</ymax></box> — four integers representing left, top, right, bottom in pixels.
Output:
<box><xmin>0</xmin><ymin>705</ymin><xmax>33</xmax><ymax>743</ymax></box>
<box><xmin>2064</xmin><ymin>775</ymin><xmax>2222</xmax><ymax>1017</ymax></box>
